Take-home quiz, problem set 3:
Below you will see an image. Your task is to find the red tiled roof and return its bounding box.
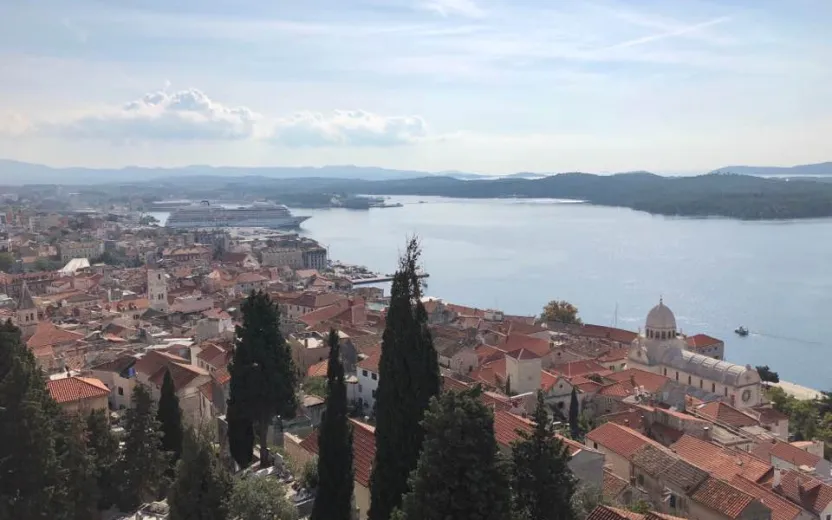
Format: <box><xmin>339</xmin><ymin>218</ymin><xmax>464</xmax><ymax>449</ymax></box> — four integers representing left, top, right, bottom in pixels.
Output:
<box><xmin>357</xmin><ymin>351</ymin><xmax>380</xmax><ymax>374</ymax></box>
<box><xmin>584</xmin><ymin>506</ymin><xmax>645</xmax><ymax>520</ymax></box>
<box><xmin>441</xmin><ymin>375</ymin><xmax>470</xmax><ymax>393</ymax></box>
<box><xmin>690</xmin><ymin>477</ymin><xmax>756</xmax><ymax>519</ymax></box>
<box><xmin>197</xmin><ymin>343</ymin><xmax>228</xmax><ymax>367</ymax></box>
<box><xmin>598</xmin><ymin>380</ymin><xmax>636</xmax><ymax>398</ymax></box>
<box><xmin>445</xmin><ymin>303</ymin><xmax>486</xmax><ymax>318</ymax></box>
<box><xmin>599</xmin><ymin>409</ymin><xmax>648</xmax><ymax>432</ymax></box>
<box><xmin>686</xmin><ymin>334</ymin><xmax>723</xmax><ymax>349</ymax></box>
<box><xmin>493</xmin><ymin>410</ymin><xmax>534</xmax><ymax>448</ymax></box>
<box><xmin>301</xmin><ymin>419</ymin><xmax>376</xmax><ymax>487</ymax></box>
<box><xmin>148</xmin><ymin>362</ymin><xmax>209</xmax><ymax>391</ymax></box>
<box><xmin>506</xmin><ymin>347</ymin><xmax>541</xmax><ymax>360</ymax></box>
<box><xmin>47</xmin><ymin>376</ymin><xmax>109</xmax><ymax>404</ymax></box>
<box><xmin>696</xmin><ymin>401</ymin><xmax>759</xmax><ymax>428</ymax></box>
<box><xmin>469</xmin><ymin>357</ymin><xmax>507</xmax><ymax>389</ymax></box>
<box><xmin>598</xmin><ymin>347</ymin><xmax>631</xmax><ymax>363</ymax></box>
<box><xmin>730</xmin><ymin>476</ymin><xmax>800</xmax><ymax>520</ymax></box>
<box><xmin>772</xmin><ymin>470</ymin><xmax>832</xmax><ymax>515</ymax></box>
<box><xmin>287</xmin><ymin>291</ymin><xmax>346</xmax><ymax>309</ymax></box>
<box><xmin>235</xmin><ymin>272</ymin><xmax>268</xmax><ymax>284</ymax></box>
<box><xmin>750</xmin><ymin>406</ymin><xmax>788</xmax><ymax>424</ymax></box>
<box><xmin>307</xmin><ymin>359</ymin><xmax>328</xmax><ymax>378</ymax></box>
<box><xmin>574</xmin><ymin>324</ymin><xmax>638</xmax><ymax>344</ymax></box>
<box><xmin>606</xmin><ymin>368</ymin><xmax>670</xmax><ymax>393</ymax></box>
<box><xmin>26</xmin><ymin>321</ymin><xmax>83</xmax><ymax>349</ymax></box>
<box><xmin>603</xmin><ymin>471</ymin><xmax>630</xmax><ymax>502</ymax></box>
<box><xmin>586</xmin><ymin>422</ymin><xmax>663</xmax><ymax>460</ymax></box>
<box><xmin>552</xmin><ymin>359</ymin><xmax>611</xmax><ymax>378</ymax></box>
<box><xmin>671</xmin><ymin>435</ymin><xmax>772</xmax><ymax>483</ymax></box>
<box><xmin>503</xmin><ymin>333</ymin><xmax>550</xmax><ymax>357</ymax></box>
<box><xmin>298</xmin><ymin>300</ymin><xmax>352</xmax><ymax>327</ymax></box>
<box><xmin>213</xmin><ymin>367</ymin><xmax>231</xmax><ymax>385</ymax></box>
<box><xmin>752</xmin><ymin>439</ymin><xmax>821</xmax><ymax>469</ymax></box>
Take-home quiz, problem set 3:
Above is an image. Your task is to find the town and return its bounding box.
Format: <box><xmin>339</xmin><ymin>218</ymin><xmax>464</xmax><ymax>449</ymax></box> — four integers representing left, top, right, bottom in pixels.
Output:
<box><xmin>1</xmin><ymin>201</ymin><xmax>831</xmax><ymax>520</ymax></box>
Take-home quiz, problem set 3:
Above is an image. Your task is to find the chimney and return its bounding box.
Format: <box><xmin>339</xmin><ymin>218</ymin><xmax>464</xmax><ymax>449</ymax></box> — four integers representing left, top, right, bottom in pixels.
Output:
<box><xmin>773</xmin><ymin>468</ymin><xmax>782</xmax><ymax>488</ymax></box>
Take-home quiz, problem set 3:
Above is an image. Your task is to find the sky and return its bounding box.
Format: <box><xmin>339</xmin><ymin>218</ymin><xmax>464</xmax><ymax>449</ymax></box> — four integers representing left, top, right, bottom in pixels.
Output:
<box><xmin>0</xmin><ymin>0</ymin><xmax>830</xmax><ymax>175</ymax></box>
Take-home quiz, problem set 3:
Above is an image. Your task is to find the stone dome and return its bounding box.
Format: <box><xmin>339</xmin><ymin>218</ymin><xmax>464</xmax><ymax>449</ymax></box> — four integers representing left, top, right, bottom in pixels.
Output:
<box><xmin>645</xmin><ymin>299</ymin><xmax>676</xmax><ymax>338</ymax></box>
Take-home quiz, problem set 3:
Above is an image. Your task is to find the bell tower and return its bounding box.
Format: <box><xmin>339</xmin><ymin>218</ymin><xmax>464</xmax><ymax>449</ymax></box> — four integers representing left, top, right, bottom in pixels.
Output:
<box><xmin>16</xmin><ymin>281</ymin><xmax>38</xmax><ymax>339</ymax></box>
<box><xmin>147</xmin><ymin>267</ymin><xmax>169</xmax><ymax>312</ymax></box>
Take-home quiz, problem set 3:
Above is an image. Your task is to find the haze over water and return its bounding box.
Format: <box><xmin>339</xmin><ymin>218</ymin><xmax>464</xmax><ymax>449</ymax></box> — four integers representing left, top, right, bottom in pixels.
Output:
<box><xmin>294</xmin><ymin>196</ymin><xmax>832</xmax><ymax>390</ymax></box>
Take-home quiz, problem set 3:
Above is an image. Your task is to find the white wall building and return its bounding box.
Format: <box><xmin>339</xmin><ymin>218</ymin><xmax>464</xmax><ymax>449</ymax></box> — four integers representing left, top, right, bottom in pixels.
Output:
<box><xmin>356</xmin><ymin>352</ymin><xmax>380</xmax><ymax>414</ymax></box>
<box><xmin>147</xmin><ymin>268</ymin><xmax>168</xmax><ymax>312</ymax></box>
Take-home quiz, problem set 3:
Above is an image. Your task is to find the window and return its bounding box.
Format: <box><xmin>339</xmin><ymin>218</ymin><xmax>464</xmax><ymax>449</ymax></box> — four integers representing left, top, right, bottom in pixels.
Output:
<box><xmin>675</xmin><ymin>371</ymin><xmax>679</xmax><ymax>381</ymax></box>
<box><xmin>593</xmin><ymin>442</ymin><xmax>598</xmax><ymax>449</ymax></box>
<box><xmin>372</xmin><ymin>389</ymin><xmax>377</xmax><ymax>398</ymax></box>
<box><xmin>712</xmin><ymin>383</ymin><xmax>716</xmax><ymax>392</ymax></box>
<box><xmin>157</xmin><ymin>273</ymin><xmax>161</xmax><ymax>280</ymax></box>
<box><xmin>637</xmin><ymin>474</ymin><xmax>644</xmax><ymax>486</ymax></box>
<box><xmin>724</xmin><ymin>387</ymin><xmax>728</xmax><ymax>396</ymax></box>
<box><xmin>669</xmin><ymin>495</ymin><xmax>677</xmax><ymax>509</ymax></box>
<box><xmin>371</xmin><ymin>373</ymin><xmax>377</xmax><ymax>381</ymax></box>
<box><xmin>688</xmin><ymin>375</ymin><xmax>691</xmax><ymax>385</ymax></box>
<box><xmin>699</xmin><ymin>379</ymin><xmax>703</xmax><ymax>388</ymax></box>
<box><xmin>663</xmin><ymin>368</ymin><xmax>667</xmax><ymax>376</ymax></box>
<box><xmin>358</xmin><ymin>384</ymin><xmax>363</xmax><ymax>392</ymax></box>
<box><xmin>118</xmin><ymin>387</ymin><xmax>124</xmax><ymax>396</ymax></box>
<box><xmin>362</xmin><ymin>370</ymin><xmax>368</xmax><ymax>377</ymax></box>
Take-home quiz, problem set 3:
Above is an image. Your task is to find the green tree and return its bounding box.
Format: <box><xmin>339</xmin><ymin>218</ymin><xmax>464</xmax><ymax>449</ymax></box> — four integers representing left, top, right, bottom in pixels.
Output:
<box><xmin>512</xmin><ymin>391</ymin><xmax>576</xmax><ymax>520</ymax></box>
<box><xmin>54</xmin><ymin>412</ymin><xmax>98</xmax><ymax>520</ymax></box>
<box><xmin>568</xmin><ymin>387</ymin><xmax>580</xmax><ymax>439</ymax></box>
<box><xmin>0</xmin><ymin>252</ymin><xmax>15</xmax><ymax>272</ymax></box>
<box><xmin>369</xmin><ymin>238</ymin><xmax>440</xmax><ymax>520</ymax></box>
<box><xmin>540</xmin><ymin>300</ymin><xmax>582</xmax><ymax>325</ymax></box>
<box><xmin>157</xmin><ymin>368</ymin><xmax>184</xmax><ymax>466</ymax></box>
<box><xmin>116</xmin><ymin>384</ymin><xmax>168</xmax><ymax>512</ymax></box>
<box><xmin>756</xmin><ymin>365</ymin><xmax>780</xmax><ymax>383</ymax></box>
<box><xmin>168</xmin><ymin>427</ymin><xmax>233</xmax><ymax>520</ymax></box>
<box><xmin>226</xmin><ymin>404</ymin><xmax>255</xmax><ymax>469</ymax></box>
<box><xmin>303</xmin><ymin>376</ymin><xmax>328</xmax><ymax>399</ymax></box>
<box><xmin>394</xmin><ymin>387</ymin><xmax>513</xmax><ymax>520</ymax></box>
<box><xmin>227</xmin><ymin>477</ymin><xmax>297</xmax><ymax>520</ymax></box>
<box><xmin>0</xmin><ymin>320</ymin><xmax>62</xmax><ymax>519</ymax></box>
<box><xmin>311</xmin><ymin>329</ymin><xmax>354</xmax><ymax>520</ymax></box>
<box><xmin>86</xmin><ymin>409</ymin><xmax>120</xmax><ymax>510</ymax></box>
<box><xmin>227</xmin><ymin>290</ymin><xmax>298</xmax><ymax>469</ymax></box>
<box><xmin>629</xmin><ymin>500</ymin><xmax>651</xmax><ymax>514</ymax></box>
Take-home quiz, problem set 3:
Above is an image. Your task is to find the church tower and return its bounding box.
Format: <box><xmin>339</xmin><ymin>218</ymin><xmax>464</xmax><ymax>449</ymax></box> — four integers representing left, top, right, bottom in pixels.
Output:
<box><xmin>147</xmin><ymin>267</ymin><xmax>169</xmax><ymax>312</ymax></box>
<box><xmin>16</xmin><ymin>281</ymin><xmax>38</xmax><ymax>339</ymax></box>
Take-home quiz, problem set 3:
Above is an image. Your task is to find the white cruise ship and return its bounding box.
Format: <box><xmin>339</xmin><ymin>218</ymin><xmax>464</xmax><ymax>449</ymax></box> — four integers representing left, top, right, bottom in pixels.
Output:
<box><xmin>165</xmin><ymin>202</ymin><xmax>310</xmax><ymax>229</ymax></box>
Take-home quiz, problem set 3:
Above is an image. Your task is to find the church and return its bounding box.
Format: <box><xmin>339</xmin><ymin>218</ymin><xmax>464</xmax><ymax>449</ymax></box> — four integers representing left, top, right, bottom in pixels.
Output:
<box><xmin>628</xmin><ymin>299</ymin><xmax>762</xmax><ymax>409</ymax></box>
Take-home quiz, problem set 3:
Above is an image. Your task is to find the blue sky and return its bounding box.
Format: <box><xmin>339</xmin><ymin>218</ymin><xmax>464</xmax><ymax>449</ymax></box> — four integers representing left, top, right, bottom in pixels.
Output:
<box><xmin>0</xmin><ymin>0</ymin><xmax>830</xmax><ymax>174</ymax></box>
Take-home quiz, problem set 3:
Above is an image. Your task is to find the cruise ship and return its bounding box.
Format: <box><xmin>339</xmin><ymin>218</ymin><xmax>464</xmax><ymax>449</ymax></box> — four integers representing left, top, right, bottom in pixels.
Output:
<box><xmin>165</xmin><ymin>202</ymin><xmax>310</xmax><ymax>229</ymax></box>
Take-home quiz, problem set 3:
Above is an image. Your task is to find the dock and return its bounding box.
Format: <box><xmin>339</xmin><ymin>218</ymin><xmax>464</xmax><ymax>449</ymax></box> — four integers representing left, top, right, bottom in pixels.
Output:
<box><xmin>350</xmin><ymin>274</ymin><xmax>430</xmax><ymax>285</ymax></box>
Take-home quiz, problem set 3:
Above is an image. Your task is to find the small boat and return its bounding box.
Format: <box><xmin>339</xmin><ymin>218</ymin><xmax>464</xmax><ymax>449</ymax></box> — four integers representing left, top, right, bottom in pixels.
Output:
<box><xmin>735</xmin><ymin>326</ymin><xmax>749</xmax><ymax>337</ymax></box>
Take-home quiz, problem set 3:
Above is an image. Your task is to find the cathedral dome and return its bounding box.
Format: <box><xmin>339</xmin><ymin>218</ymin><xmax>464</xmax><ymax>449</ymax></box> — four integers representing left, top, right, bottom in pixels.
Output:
<box><xmin>645</xmin><ymin>299</ymin><xmax>676</xmax><ymax>339</ymax></box>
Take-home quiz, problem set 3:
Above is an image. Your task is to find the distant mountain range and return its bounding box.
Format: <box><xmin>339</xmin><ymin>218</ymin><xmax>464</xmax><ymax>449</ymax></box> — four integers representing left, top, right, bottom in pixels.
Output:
<box><xmin>0</xmin><ymin>158</ymin><xmax>831</xmax><ymax>185</ymax></box>
<box><xmin>712</xmin><ymin>162</ymin><xmax>832</xmax><ymax>176</ymax></box>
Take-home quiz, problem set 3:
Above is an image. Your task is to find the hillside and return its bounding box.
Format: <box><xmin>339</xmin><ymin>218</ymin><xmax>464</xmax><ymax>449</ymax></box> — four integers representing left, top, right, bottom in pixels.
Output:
<box><xmin>713</xmin><ymin>162</ymin><xmax>832</xmax><ymax>176</ymax></box>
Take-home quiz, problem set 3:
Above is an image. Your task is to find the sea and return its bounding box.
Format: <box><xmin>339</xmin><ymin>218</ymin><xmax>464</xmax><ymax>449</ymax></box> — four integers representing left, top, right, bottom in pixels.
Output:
<box><xmin>152</xmin><ymin>196</ymin><xmax>832</xmax><ymax>390</ymax></box>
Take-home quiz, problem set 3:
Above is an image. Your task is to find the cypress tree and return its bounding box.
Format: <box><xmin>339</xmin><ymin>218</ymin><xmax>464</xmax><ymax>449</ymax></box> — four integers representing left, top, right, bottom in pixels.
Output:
<box><xmin>369</xmin><ymin>238</ymin><xmax>440</xmax><ymax>520</ymax></box>
<box><xmin>311</xmin><ymin>329</ymin><xmax>354</xmax><ymax>520</ymax></box>
<box><xmin>395</xmin><ymin>387</ymin><xmax>512</xmax><ymax>520</ymax></box>
<box><xmin>54</xmin><ymin>412</ymin><xmax>99</xmax><ymax>520</ymax></box>
<box><xmin>168</xmin><ymin>427</ymin><xmax>233</xmax><ymax>520</ymax></box>
<box><xmin>0</xmin><ymin>320</ymin><xmax>62</xmax><ymax>518</ymax></box>
<box><xmin>157</xmin><ymin>368</ymin><xmax>184</xmax><ymax>465</ymax></box>
<box><xmin>116</xmin><ymin>384</ymin><xmax>168</xmax><ymax>512</ymax></box>
<box><xmin>568</xmin><ymin>387</ymin><xmax>580</xmax><ymax>439</ymax></box>
<box><xmin>86</xmin><ymin>409</ymin><xmax>120</xmax><ymax>511</ymax></box>
<box><xmin>512</xmin><ymin>391</ymin><xmax>577</xmax><ymax>520</ymax></box>
<box><xmin>226</xmin><ymin>403</ymin><xmax>255</xmax><ymax>469</ymax></box>
<box><xmin>227</xmin><ymin>290</ymin><xmax>298</xmax><ymax>469</ymax></box>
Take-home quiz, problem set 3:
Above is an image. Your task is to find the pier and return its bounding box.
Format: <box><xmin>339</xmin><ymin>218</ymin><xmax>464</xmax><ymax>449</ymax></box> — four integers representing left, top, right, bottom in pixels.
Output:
<box><xmin>350</xmin><ymin>273</ymin><xmax>430</xmax><ymax>285</ymax></box>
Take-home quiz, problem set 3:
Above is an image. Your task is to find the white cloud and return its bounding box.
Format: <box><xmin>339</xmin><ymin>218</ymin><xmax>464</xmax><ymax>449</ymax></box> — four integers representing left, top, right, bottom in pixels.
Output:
<box><xmin>423</xmin><ymin>0</ymin><xmax>485</xmax><ymax>18</ymax></box>
<box><xmin>44</xmin><ymin>88</ymin><xmax>262</xmax><ymax>142</ymax></box>
<box><xmin>273</xmin><ymin>110</ymin><xmax>428</xmax><ymax>147</ymax></box>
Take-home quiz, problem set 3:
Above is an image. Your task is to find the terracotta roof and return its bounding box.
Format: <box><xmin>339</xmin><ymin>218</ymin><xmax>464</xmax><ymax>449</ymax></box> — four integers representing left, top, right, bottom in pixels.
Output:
<box><xmin>750</xmin><ymin>406</ymin><xmax>788</xmax><ymax>424</ymax></box>
<box><xmin>697</xmin><ymin>401</ymin><xmax>759</xmax><ymax>428</ymax></box>
<box><xmin>148</xmin><ymin>362</ymin><xmax>209</xmax><ymax>391</ymax></box>
<box><xmin>586</xmin><ymin>422</ymin><xmax>663</xmax><ymax>460</ymax></box>
<box><xmin>686</xmin><ymin>334</ymin><xmax>723</xmax><ymax>349</ymax></box>
<box><xmin>598</xmin><ymin>380</ymin><xmax>636</xmax><ymax>398</ymax></box>
<box><xmin>631</xmin><ymin>444</ymin><xmax>678</xmax><ymax>477</ymax></box>
<box><xmin>445</xmin><ymin>303</ymin><xmax>486</xmax><ymax>318</ymax></box>
<box><xmin>599</xmin><ymin>409</ymin><xmax>648</xmax><ymax>432</ymax></box>
<box><xmin>772</xmin><ymin>470</ymin><xmax>832</xmax><ymax>515</ymax></box>
<box><xmin>357</xmin><ymin>351</ymin><xmax>380</xmax><ymax>374</ymax></box>
<box><xmin>552</xmin><ymin>359</ymin><xmax>611</xmax><ymax>378</ymax></box>
<box><xmin>585</xmin><ymin>505</ymin><xmax>643</xmax><ymax>520</ymax></box>
<box><xmin>441</xmin><ymin>375</ymin><xmax>470</xmax><ymax>393</ymax></box>
<box><xmin>598</xmin><ymin>347</ymin><xmax>631</xmax><ymax>363</ymax></box>
<box><xmin>298</xmin><ymin>300</ymin><xmax>353</xmax><ymax>327</ymax></box>
<box><xmin>307</xmin><ymin>359</ymin><xmax>328</xmax><ymax>378</ymax></box>
<box><xmin>606</xmin><ymin>368</ymin><xmax>670</xmax><ymax>393</ymax></box>
<box><xmin>213</xmin><ymin>367</ymin><xmax>230</xmax><ymax>385</ymax></box>
<box><xmin>663</xmin><ymin>459</ymin><xmax>709</xmax><ymax>493</ymax></box>
<box><xmin>573</xmin><ymin>324</ymin><xmax>638</xmax><ymax>344</ymax></box>
<box><xmin>752</xmin><ymin>439</ymin><xmax>821</xmax><ymax>469</ymax></box>
<box><xmin>603</xmin><ymin>470</ymin><xmax>630</xmax><ymax>502</ymax></box>
<box><xmin>235</xmin><ymin>272</ymin><xmax>268</xmax><ymax>284</ymax></box>
<box><xmin>730</xmin><ymin>476</ymin><xmax>801</xmax><ymax>520</ymax></box>
<box><xmin>301</xmin><ymin>419</ymin><xmax>376</xmax><ymax>487</ymax></box>
<box><xmin>690</xmin><ymin>476</ymin><xmax>756</xmax><ymax>519</ymax></box>
<box><xmin>287</xmin><ymin>291</ymin><xmax>346</xmax><ymax>309</ymax></box>
<box><xmin>503</xmin><ymin>333</ymin><xmax>550</xmax><ymax>357</ymax></box>
<box><xmin>506</xmin><ymin>347</ymin><xmax>542</xmax><ymax>360</ymax></box>
<box><xmin>203</xmin><ymin>308</ymin><xmax>231</xmax><ymax>320</ymax></box>
<box><xmin>47</xmin><ymin>376</ymin><xmax>110</xmax><ymax>404</ymax></box>
<box><xmin>469</xmin><ymin>357</ymin><xmax>507</xmax><ymax>389</ymax></box>
<box><xmin>196</xmin><ymin>343</ymin><xmax>228</xmax><ymax>368</ymax></box>
<box><xmin>26</xmin><ymin>321</ymin><xmax>83</xmax><ymax>349</ymax></box>
<box><xmin>198</xmin><ymin>380</ymin><xmax>213</xmax><ymax>402</ymax></box>
<box><xmin>671</xmin><ymin>435</ymin><xmax>772</xmax><ymax>483</ymax></box>
<box><xmin>493</xmin><ymin>410</ymin><xmax>534</xmax><ymax>448</ymax></box>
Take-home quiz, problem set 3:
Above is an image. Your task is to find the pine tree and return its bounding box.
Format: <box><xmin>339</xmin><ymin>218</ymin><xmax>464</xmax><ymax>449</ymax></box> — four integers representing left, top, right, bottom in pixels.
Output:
<box><xmin>569</xmin><ymin>387</ymin><xmax>580</xmax><ymax>439</ymax></box>
<box><xmin>512</xmin><ymin>391</ymin><xmax>577</xmax><ymax>520</ymax></box>
<box><xmin>395</xmin><ymin>387</ymin><xmax>513</xmax><ymax>520</ymax></box>
<box><xmin>369</xmin><ymin>238</ymin><xmax>440</xmax><ymax>520</ymax></box>
<box><xmin>227</xmin><ymin>290</ymin><xmax>298</xmax><ymax>469</ymax></box>
<box><xmin>311</xmin><ymin>329</ymin><xmax>354</xmax><ymax>520</ymax></box>
<box><xmin>157</xmin><ymin>368</ymin><xmax>184</xmax><ymax>465</ymax></box>
<box><xmin>54</xmin><ymin>412</ymin><xmax>99</xmax><ymax>520</ymax></box>
<box><xmin>116</xmin><ymin>384</ymin><xmax>168</xmax><ymax>512</ymax></box>
<box><xmin>86</xmin><ymin>409</ymin><xmax>120</xmax><ymax>511</ymax></box>
<box><xmin>168</xmin><ymin>427</ymin><xmax>233</xmax><ymax>520</ymax></box>
<box><xmin>0</xmin><ymin>320</ymin><xmax>62</xmax><ymax>518</ymax></box>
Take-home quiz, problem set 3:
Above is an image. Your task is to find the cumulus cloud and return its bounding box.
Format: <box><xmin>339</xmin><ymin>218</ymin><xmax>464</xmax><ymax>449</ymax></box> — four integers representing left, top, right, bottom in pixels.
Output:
<box><xmin>45</xmin><ymin>89</ymin><xmax>262</xmax><ymax>141</ymax></box>
<box><xmin>272</xmin><ymin>110</ymin><xmax>428</xmax><ymax>147</ymax></box>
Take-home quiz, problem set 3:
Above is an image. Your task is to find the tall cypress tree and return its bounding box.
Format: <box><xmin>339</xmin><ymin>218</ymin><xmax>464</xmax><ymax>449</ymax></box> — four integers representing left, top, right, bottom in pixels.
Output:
<box><xmin>117</xmin><ymin>384</ymin><xmax>168</xmax><ymax>512</ymax></box>
<box><xmin>86</xmin><ymin>409</ymin><xmax>120</xmax><ymax>511</ymax></box>
<box><xmin>568</xmin><ymin>387</ymin><xmax>580</xmax><ymax>439</ymax></box>
<box><xmin>512</xmin><ymin>391</ymin><xmax>577</xmax><ymax>520</ymax></box>
<box><xmin>311</xmin><ymin>329</ymin><xmax>354</xmax><ymax>520</ymax></box>
<box><xmin>369</xmin><ymin>237</ymin><xmax>440</xmax><ymax>520</ymax></box>
<box><xmin>394</xmin><ymin>387</ymin><xmax>513</xmax><ymax>520</ymax></box>
<box><xmin>227</xmin><ymin>290</ymin><xmax>298</xmax><ymax>469</ymax></box>
<box><xmin>54</xmin><ymin>412</ymin><xmax>99</xmax><ymax>520</ymax></box>
<box><xmin>0</xmin><ymin>320</ymin><xmax>62</xmax><ymax>519</ymax></box>
<box><xmin>168</xmin><ymin>427</ymin><xmax>233</xmax><ymax>520</ymax></box>
<box><xmin>157</xmin><ymin>368</ymin><xmax>184</xmax><ymax>465</ymax></box>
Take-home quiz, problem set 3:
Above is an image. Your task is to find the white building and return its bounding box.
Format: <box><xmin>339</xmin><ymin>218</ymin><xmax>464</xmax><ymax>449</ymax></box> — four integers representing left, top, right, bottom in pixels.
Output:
<box><xmin>628</xmin><ymin>300</ymin><xmax>762</xmax><ymax>408</ymax></box>
<box><xmin>356</xmin><ymin>351</ymin><xmax>380</xmax><ymax>413</ymax></box>
<box><xmin>147</xmin><ymin>268</ymin><xmax>169</xmax><ymax>312</ymax></box>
